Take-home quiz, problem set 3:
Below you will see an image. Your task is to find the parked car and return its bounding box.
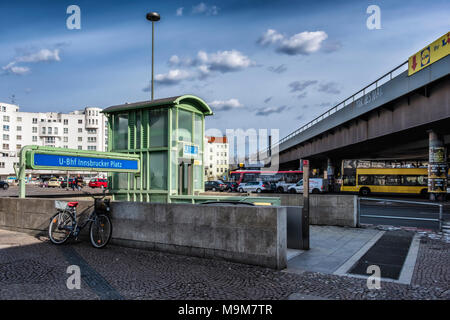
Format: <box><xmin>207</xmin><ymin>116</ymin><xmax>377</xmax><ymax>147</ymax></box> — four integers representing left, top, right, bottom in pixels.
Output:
<box><xmin>275</xmin><ymin>181</ymin><xmax>296</xmax><ymax>193</ymax></box>
<box><xmin>47</xmin><ymin>178</ymin><xmax>61</xmax><ymax>188</ymax></box>
<box><xmin>288</xmin><ymin>178</ymin><xmax>327</xmax><ymax>194</ymax></box>
<box><xmin>223</xmin><ymin>181</ymin><xmax>238</xmax><ymax>192</ymax></box>
<box><xmin>89</xmin><ymin>178</ymin><xmax>108</xmax><ymax>189</ymax></box>
<box><xmin>0</xmin><ymin>180</ymin><xmax>9</xmax><ymax>190</ymax></box>
<box><xmin>237</xmin><ymin>181</ymin><xmax>271</xmax><ymax>193</ymax></box>
<box><xmin>205</xmin><ymin>180</ymin><xmax>226</xmax><ymax>191</ymax></box>
<box><xmin>60</xmin><ymin>178</ymin><xmax>75</xmax><ymax>188</ymax></box>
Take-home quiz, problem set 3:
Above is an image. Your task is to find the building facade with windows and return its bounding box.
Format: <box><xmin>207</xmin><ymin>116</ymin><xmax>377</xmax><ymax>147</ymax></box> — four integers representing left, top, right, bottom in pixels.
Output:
<box><xmin>204</xmin><ymin>136</ymin><xmax>229</xmax><ymax>181</ymax></box>
<box><xmin>0</xmin><ymin>102</ymin><xmax>108</xmax><ymax>178</ymax></box>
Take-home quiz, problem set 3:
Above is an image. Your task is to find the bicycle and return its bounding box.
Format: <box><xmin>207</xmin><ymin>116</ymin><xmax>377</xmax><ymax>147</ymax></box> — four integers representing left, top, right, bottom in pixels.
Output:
<box><xmin>48</xmin><ymin>190</ymin><xmax>112</xmax><ymax>248</ymax></box>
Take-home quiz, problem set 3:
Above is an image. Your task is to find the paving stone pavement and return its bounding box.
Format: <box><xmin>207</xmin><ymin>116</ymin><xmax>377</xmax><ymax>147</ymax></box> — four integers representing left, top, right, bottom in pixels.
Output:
<box><xmin>0</xmin><ymin>229</ymin><xmax>448</xmax><ymax>300</ymax></box>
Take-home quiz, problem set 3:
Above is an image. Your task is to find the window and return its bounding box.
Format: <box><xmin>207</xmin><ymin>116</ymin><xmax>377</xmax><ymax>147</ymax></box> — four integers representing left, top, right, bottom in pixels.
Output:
<box><xmin>78</xmin><ymin>137</ymin><xmax>82</xmax><ymax>142</ymax></box>
<box><xmin>3</xmin><ymin>125</ymin><xmax>9</xmax><ymax>131</ymax></box>
<box><xmin>87</xmin><ymin>129</ymin><xmax>97</xmax><ymax>134</ymax></box>
<box><xmin>0</xmin><ymin>162</ymin><xmax>4</xmax><ymax>168</ymax></box>
<box><xmin>17</xmin><ymin>117</ymin><xmax>22</xmax><ymax>122</ymax></box>
<box><xmin>358</xmin><ymin>175</ymin><xmax>373</xmax><ymax>185</ymax></box>
<box><xmin>48</xmin><ymin>127</ymin><xmax>52</xmax><ymax>134</ymax></box>
<box><xmin>32</xmin><ymin>136</ymin><xmax>37</xmax><ymax>142</ymax></box>
<box><xmin>16</xmin><ymin>135</ymin><xmax>22</xmax><ymax>140</ymax></box>
<box><xmin>54</xmin><ymin>127</ymin><xmax>58</xmax><ymax>134</ymax></box>
<box><xmin>32</xmin><ymin>127</ymin><xmax>37</xmax><ymax>133</ymax></box>
<box><xmin>2</xmin><ymin>144</ymin><xmax>9</xmax><ymax>150</ymax></box>
<box><xmin>78</xmin><ymin>128</ymin><xmax>83</xmax><ymax>133</ymax></box>
<box><xmin>63</xmin><ymin>137</ymin><xmax>68</xmax><ymax>142</ymax></box>
<box><xmin>63</xmin><ymin>145</ymin><xmax>68</xmax><ymax>148</ymax></box>
<box><xmin>3</xmin><ymin>134</ymin><xmax>9</xmax><ymax>140</ymax></box>
<box><xmin>15</xmin><ymin>126</ymin><xmax>21</xmax><ymax>131</ymax></box>
<box><xmin>78</xmin><ymin>146</ymin><xmax>82</xmax><ymax>150</ymax></box>
<box><xmin>42</xmin><ymin>127</ymin><xmax>46</xmax><ymax>134</ymax></box>
<box><xmin>343</xmin><ymin>175</ymin><xmax>356</xmax><ymax>186</ymax></box>
<box><xmin>32</xmin><ymin>118</ymin><xmax>38</xmax><ymax>124</ymax></box>
<box><xmin>1</xmin><ymin>106</ymin><xmax>5</xmax><ymax>111</ymax></box>
<box><xmin>16</xmin><ymin>144</ymin><xmax>22</xmax><ymax>150</ymax></box>
<box><xmin>88</xmin><ymin>146</ymin><xmax>97</xmax><ymax>151</ymax></box>
<box><xmin>178</xmin><ymin>109</ymin><xmax>192</xmax><ymax>143</ymax></box>
<box><xmin>149</xmin><ymin>152</ymin><xmax>167</xmax><ymax>189</ymax></box>
<box><xmin>78</xmin><ymin>120</ymin><xmax>83</xmax><ymax>124</ymax></box>
<box><xmin>88</xmin><ymin>137</ymin><xmax>97</xmax><ymax>142</ymax></box>
<box><xmin>3</xmin><ymin>116</ymin><xmax>9</xmax><ymax>122</ymax></box>
<box><xmin>64</xmin><ymin>128</ymin><xmax>68</xmax><ymax>134</ymax></box>
<box><xmin>45</xmin><ymin>137</ymin><xmax>55</xmax><ymax>144</ymax></box>
<box><xmin>64</xmin><ymin>119</ymin><xmax>68</xmax><ymax>125</ymax></box>
<box><xmin>149</xmin><ymin>109</ymin><xmax>168</xmax><ymax>147</ymax></box>
<box><xmin>113</xmin><ymin>113</ymin><xmax>128</xmax><ymax>150</ymax></box>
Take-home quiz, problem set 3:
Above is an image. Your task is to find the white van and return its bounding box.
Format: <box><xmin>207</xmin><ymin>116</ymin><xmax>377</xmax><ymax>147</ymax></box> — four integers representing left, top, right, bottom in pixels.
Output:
<box><xmin>288</xmin><ymin>178</ymin><xmax>327</xmax><ymax>194</ymax></box>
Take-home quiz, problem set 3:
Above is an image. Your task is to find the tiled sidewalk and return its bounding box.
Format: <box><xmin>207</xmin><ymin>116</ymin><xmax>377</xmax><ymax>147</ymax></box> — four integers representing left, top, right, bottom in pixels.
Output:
<box><xmin>0</xmin><ymin>228</ymin><xmax>448</xmax><ymax>300</ymax></box>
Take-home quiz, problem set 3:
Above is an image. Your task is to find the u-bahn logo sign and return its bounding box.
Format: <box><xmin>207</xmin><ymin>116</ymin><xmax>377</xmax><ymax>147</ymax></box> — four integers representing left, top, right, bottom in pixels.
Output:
<box><xmin>408</xmin><ymin>32</ymin><xmax>450</xmax><ymax>76</ymax></box>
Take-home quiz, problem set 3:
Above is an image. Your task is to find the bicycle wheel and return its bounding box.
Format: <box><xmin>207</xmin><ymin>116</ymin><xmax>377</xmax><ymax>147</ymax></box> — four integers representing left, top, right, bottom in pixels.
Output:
<box><xmin>89</xmin><ymin>214</ymin><xmax>112</xmax><ymax>248</ymax></box>
<box><xmin>48</xmin><ymin>211</ymin><xmax>73</xmax><ymax>245</ymax></box>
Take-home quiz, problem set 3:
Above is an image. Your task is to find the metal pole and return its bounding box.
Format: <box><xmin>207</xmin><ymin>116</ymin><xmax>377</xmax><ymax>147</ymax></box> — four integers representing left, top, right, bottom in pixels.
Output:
<box><xmin>302</xmin><ymin>160</ymin><xmax>310</xmax><ymax>250</ymax></box>
<box><xmin>439</xmin><ymin>204</ymin><xmax>443</xmax><ymax>232</ymax></box>
<box><xmin>151</xmin><ymin>21</ymin><xmax>154</xmax><ymax>101</ymax></box>
<box><xmin>357</xmin><ymin>196</ymin><xmax>361</xmax><ymax>227</ymax></box>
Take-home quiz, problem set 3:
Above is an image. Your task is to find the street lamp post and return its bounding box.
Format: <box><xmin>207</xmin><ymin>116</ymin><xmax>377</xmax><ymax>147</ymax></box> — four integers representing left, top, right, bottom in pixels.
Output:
<box><xmin>146</xmin><ymin>12</ymin><xmax>160</xmax><ymax>100</ymax></box>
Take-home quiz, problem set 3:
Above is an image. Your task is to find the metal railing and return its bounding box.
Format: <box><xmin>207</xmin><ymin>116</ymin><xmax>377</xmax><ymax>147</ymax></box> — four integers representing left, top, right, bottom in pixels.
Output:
<box><xmin>265</xmin><ymin>61</ymin><xmax>408</xmax><ymax>154</ymax></box>
<box><xmin>357</xmin><ymin>197</ymin><xmax>444</xmax><ymax>232</ymax></box>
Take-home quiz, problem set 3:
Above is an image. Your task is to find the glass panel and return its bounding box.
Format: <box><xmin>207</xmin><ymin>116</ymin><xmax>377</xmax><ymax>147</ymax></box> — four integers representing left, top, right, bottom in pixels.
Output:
<box><xmin>171</xmin><ymin>150</ymin><xmax>177</xmax><ymax>190</ymax></box>
<box><xmin>149</xmin><ymin>109</ymin><xmax>168</xmax><ymax>147</ymax></box>
<box><xmin>171</xmin><ymin>109</ymin><xmax>177</xmax><ymax>147</ymax></box>
<box><xmin>112</xmin><ymin>172</ymin><xmax>128</xmax><ymax>189</ymax></box>
<box><xmin>150</xmin><ymin>151</ymin><xmax>167</xmax><ymax>189</ymax></box>
<box><xmin>194</xmin><ymin>165</ymin><xmax>202</xmax><ymax>189</ymax></box>
<box><xmin>178</xmin><ymin>109</ymin><xmax>192</xmax><ymax>143</ymax></box>
<box><xmin>194</xmin><ymin>113</ymin><xmax>202</xmax><ymax>148</ymax></box>
<box><xmin>136</xmin><ymin>112</ymin><xmax>141</xmax><ymax>149</ymax></box>
<box><xmin>113</xmin><ymin>113</ymin><xmax>128</xmax><ymax>150</ymax></box>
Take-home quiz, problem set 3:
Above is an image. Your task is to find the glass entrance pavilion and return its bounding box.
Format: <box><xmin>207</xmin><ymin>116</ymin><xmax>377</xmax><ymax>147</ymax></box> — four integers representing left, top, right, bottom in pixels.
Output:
<box><xmin>102</xmin><ymin>95</ymin><xmax>213</xmax><ymax>202</ymax></box>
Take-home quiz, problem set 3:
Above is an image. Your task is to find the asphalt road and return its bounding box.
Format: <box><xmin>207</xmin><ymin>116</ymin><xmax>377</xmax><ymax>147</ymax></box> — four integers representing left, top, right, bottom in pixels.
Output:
<box><xmin>360</xmin><ymin>200</ymin><xmax>450</xmax><ymax>231</ymax></box>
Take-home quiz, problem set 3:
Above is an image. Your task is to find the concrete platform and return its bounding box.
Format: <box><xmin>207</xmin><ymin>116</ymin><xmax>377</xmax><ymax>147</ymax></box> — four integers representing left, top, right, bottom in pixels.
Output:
<box><xmin>286</xmin><ymin>226</ymin><xmax>382</xmax><ymax>274</ymax></box>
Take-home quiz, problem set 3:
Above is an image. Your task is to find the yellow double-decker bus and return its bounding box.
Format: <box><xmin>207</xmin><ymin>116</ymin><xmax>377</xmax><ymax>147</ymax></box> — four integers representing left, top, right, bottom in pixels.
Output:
<box><xmin>341</xmin><ymin>168</ymin><xmax>432</xmax><ymax>196</ymax></box>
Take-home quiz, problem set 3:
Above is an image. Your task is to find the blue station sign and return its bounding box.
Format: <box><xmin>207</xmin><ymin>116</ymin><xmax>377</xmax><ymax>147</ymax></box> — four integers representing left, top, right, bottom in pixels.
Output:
<box><xmin>32</xmin><ymin>153</ymin><xmax>139</xmax><ymax>172</ymax></box>
<box><xmin>183</xmin><ymin>144</ymin><xmax>199</xmax><ymax>157</ymax></box>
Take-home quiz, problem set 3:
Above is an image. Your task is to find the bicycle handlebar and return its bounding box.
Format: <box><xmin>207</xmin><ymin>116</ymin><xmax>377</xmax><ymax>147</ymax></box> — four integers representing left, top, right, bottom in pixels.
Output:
<box><xmin>82</xmin><ymin>189</ymin><xmax>108</xmax><ymax>200</ymax></box>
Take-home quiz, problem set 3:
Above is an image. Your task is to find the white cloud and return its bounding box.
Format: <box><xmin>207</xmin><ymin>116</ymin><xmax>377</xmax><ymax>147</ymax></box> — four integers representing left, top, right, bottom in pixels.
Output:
<box><xmin>152</xmin><ymin>69</ymin><xmax>192</xmax><ymax>86</ymax></box>
<box><xmin>176</xmin><ymin>7</ymin><xmax>184</xmax><ymax>16</ymax></box>
<box><xmin>192</xmin><ymin>3</ymin><xmax>219</xmax><ymax>16</ymax></box>
<box><xmin>2</xmin><ymin>62</ymin><xmax>30</xmax><ymax>75</ymax></box>
<box><xmin>2</xmin><ymin>47</ymin><xmax>61</xmax><ymax>76</ymax></box>
<box><xmin>257</xmin><ymin>29</ymin><xmax>284</xmax><ymax>46</ymax></box>
<box><xmin>209</xmin><ymin>98</ymin><xmax>243</xmax><ymax>111</ymax></box>
<box><xmin>258</xmin><ymin>29</ymin><xmax>329</xmax><ymax>55</ymax></box>
<box><xmin>16</xmin><ymin>49</ymin><xmax>61</xmax><ymax>63</ymax></box>
<box><xmin>317</xmin><ymin>81</ymin><xmax>341</xmax><ymax>94</ymax></box>
<box><xmin>198</xmin><ymin>50</ymin><xmax>253</xmax><ymax>73</ymax></box>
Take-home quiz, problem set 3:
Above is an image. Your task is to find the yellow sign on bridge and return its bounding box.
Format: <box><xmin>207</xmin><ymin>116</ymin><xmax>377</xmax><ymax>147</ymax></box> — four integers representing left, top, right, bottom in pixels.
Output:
<box><xmin>408</xmin><ymin>32</ymin><xmax>450</xmax><ymax>76</ymax></box>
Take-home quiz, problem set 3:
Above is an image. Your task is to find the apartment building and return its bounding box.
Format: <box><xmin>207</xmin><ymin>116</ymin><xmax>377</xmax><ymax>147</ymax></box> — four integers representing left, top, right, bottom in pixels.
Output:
<box><xmin>0</xmin><ymin>102</ymin><xmax>108</xmax><ymax>178</ymax></box>
<box><xmin>204</xmin><ymin>136</ymin><xmax>229</xmax><ymax>181</ymax></box>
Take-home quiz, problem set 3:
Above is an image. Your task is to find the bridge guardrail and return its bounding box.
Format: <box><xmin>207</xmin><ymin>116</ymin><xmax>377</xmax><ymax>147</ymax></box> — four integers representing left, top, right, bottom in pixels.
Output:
<box><xmin>265</xmin><ymin>61</ymin><xmax>408</xmax><ymax>153</ymax></box>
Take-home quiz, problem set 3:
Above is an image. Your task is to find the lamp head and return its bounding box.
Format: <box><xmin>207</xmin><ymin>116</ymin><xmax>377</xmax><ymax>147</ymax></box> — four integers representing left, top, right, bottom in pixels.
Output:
<box><xmin>146</xmin><ymin>12</ymin><xmax>160</xmax><ymax>22</ymax></box>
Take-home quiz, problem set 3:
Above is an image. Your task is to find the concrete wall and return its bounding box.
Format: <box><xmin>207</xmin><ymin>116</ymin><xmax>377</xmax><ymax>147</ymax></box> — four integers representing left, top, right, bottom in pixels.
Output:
<box><xmin>0</xmin><ymin>198</ymin><xmax>287</xmax><ymax>269</ymax></box>
<box><xmin>254</xmin><ymin>193</ymin><xmax>357</xmax><ymax>227</ymax></box>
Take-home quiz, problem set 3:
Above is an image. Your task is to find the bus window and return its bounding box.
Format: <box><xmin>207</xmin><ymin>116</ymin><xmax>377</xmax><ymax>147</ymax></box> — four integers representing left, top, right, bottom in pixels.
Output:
<box><xmin>386</xmin><ymin>175</ymin><xmax>401</xmax><ymax>186</ymax></box>
<box><xmin>403</xmin><ymin>175</ymin><xmax>419</xmax><ymax>186</ymax></box>
<box><xmin>358</xmin><ymin>175</ymin><xmax>373</xmax><ymax>185</ymax></box>
<box><xmin>417</xmin><ymin>175</ymin><xmax>427</xmax><ymax>186</ymax></box>
<box><xmin>372</xmin><ymin>175</ymin><xmax>386</xmax><ymax>186</ymax></box>
<box><xmin>343</xmin><ymin>175</ymin><xmax>356</xmax><ymax>186</ymax></box>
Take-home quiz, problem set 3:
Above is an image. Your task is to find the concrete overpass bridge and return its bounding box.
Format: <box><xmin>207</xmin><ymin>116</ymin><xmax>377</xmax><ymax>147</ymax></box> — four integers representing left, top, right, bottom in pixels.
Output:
<box><xmin>266</xmin><ymin>54</ymin><xmax>449</xmax><ymax>174</ymax></box>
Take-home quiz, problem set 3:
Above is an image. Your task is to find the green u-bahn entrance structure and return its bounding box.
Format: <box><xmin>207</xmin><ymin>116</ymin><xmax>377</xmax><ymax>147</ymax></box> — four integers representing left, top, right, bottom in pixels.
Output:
<box><xmin>103</xmin><ymin>95</ymin><xmax>212</xmax><ymax>203</ymax></box>
<box><xmin>16</xmin><ymin>94</ymin><xmax>280</xmax><ymax>205</ymax></box>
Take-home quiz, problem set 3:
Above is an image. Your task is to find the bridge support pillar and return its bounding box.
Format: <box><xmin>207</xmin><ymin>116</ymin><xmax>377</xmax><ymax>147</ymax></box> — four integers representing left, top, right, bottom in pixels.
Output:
<box><xmin>326</xmin><ymin>158</ymin><xmax>335</xmax><ymax>192</ymax></box>
<box><xmin>428</xmin><ymin>130</ymin><xmax>448</xmax><ymax>201</ymax></box>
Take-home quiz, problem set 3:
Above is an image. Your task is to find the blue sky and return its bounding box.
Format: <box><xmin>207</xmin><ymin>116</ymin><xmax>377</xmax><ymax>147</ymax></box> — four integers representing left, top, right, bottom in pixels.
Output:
<box><xmin>1</xmin><ymin>0</ymin><xmax>449</xmax><ymax>140</ymax></box>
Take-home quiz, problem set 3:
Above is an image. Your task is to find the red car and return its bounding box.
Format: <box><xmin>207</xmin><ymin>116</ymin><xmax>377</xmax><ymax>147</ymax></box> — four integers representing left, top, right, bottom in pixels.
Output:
<box><xmin>88</xmin><ymin>178</ymin><xmax>108</xmax><ymax>189</ymax></box>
